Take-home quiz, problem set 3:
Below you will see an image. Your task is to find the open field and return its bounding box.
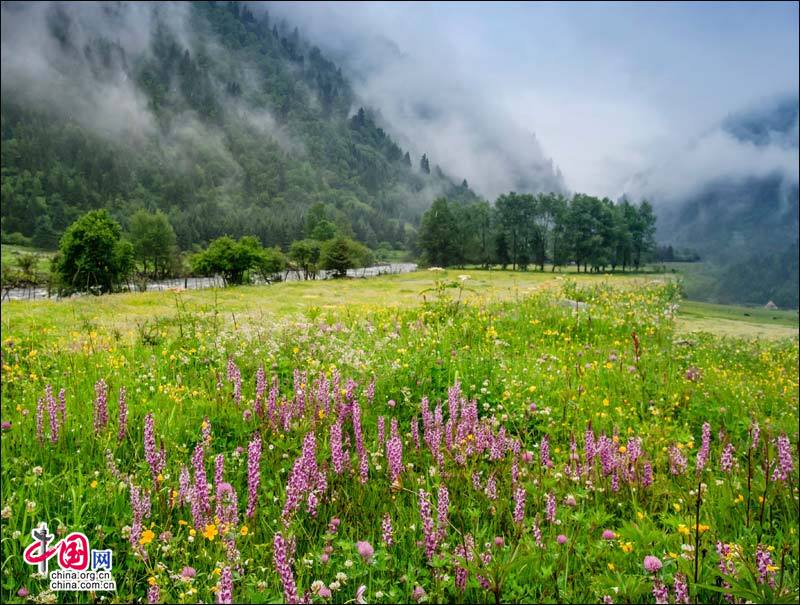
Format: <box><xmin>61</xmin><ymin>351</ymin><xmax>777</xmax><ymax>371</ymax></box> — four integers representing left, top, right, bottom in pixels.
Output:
<box><xmin>0</xmin><ymin>244</ymin><xmax>55</xmax><ymax>274</ymax></box>
<box><xmin>1</xmin><ymin>271</ymin><xmax>797</xmax><ymax>604</ymax></box>
<box><xmin>2</xmin><ymin>269</ymin><xmax>797</xmax><ymax>343</ymax></box>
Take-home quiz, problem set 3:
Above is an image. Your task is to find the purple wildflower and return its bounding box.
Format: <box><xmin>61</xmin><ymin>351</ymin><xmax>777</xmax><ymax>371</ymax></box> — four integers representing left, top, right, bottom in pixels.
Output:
<box><xmin>382</xmin><ymin>513</ymin><xmax>394</xmax><ymax>547</ymax></box>
<box><xmin>330</xmin><ymin>420</ymin><xmax>344</xmax><ymax>474</ymax></box>
<box><xmin>437</xmin><ymin>485</ymin><xmax>449</xmax><ymax>543</ymax></box>
<box><xmin>696</xmin><ymin>422</ymin><xmax>711</xmax><ymax>473</ymax></box>
<box><xmin>94</xmin><ymin>379</ymin><xmax>109</xmax><ymax>433</ymax></box>
<box><xmin>273</xmin><ymin>532</ymin><xmax>299</xmax><ymax>604</ymax></box>
<box><xmin>226</xmin><ymin>358</ymin><xmax>242</xmax><ymax>405</ymax></box>
<box><xmin>377</xmin><ymin>416</ymin><xmax>385</xmax><ymax>447</ymax></box>
<box><xmin>644</xmin><ymin>555</ymin><xmax>663</xmax><ymax>573</ymax></box>
<box><xmin>532</xmin><ymin>515</ymin><xmax>543</xmax><ymax>548</ymax></box>
<box><xmin>36</xmin><ymin>398</ymin><xmax>44</xmax><ymax>445</ymax></box>
<box><xmin>148</xmin><ymin>582</ymin><xmax>160</xmax><ymax>604</ymax></box>
<box><xmin>772</xmin><ymin>434</ymin><xmax>794</xmax><ymax>481</ymax></box>
<box><xmin>545</xmin><ymin>492</ymin><xmax>557</xmax><ymax>523</ymax></box>
<box><xmin>356</xmin><ymin>541</ymin><xmax>374</xmax><ymax>562</ymax></box>
<box><xmin>214</xmin><ymin>454</ymin><xmax>225</xmax><ymax>489</ymax></box>
<box><xmin>540</xmin><ymin>435</ymin><xmax>553</xmax><ymax>469</ymax></box>
<box><xmin>117</xmin><ymin>386</ymin><xmax>127</xmax><ymax>442</ymax></box>
<box><xmin>255</xmin><ymin>365</ymin><xmax>266</xmax><ymax>418</ymax></box>
<box><xmin>246</xmin><ymin>434</ymin><xmax>262</xmax><ymax>518</ymax></box>
<box><xmin>674</xmin><ymin>573</ymin><xmax>689</xmax><ymax>604</ymax></box>
<box><xmin>513</xmin><ymin>487</ymin><xmax>526</xmax><ymax>525</ymax></box>
<box><xmin>178</xmin><ymin>465</ymin><xmax>191</xmax><ymax>507</ymax></box>
<box><xmin>191</xmin><ymin>444</ymin><xmax>209</xmax><ymax>530</ymax></box>
<box><xmin>419</xmin><ymin>489</ymin><xmax>437</xmax><ymax>561</ymax></box>
<box><xmin>720</xmin><ymin>443</ymin><xmax>735</xmax><ymax>473</ymax></box>
<box><xmin>58</xmin><ymin>388</ymin><xmax>66</xmax><ymax>429</ymax></box>
<box><xmin>386</xmin><ymin>432</ymin><xmax>403</xmax><ymax>484</ymax></box>
<box><xmin>485</xmin><ymin>475</ymin><xmax>497</xmax><ymax>500</ymax></box>
<box><xmin>669</xmin><ymin>445</ymin><xmax>687</xmax><ymax>475</ymax></box>
<box><xmin>217</xmin><ymin>566</ymin><xmax>233</xmax><ymax>604</ymax></box>
<box><xmin>756</xmin><ymin>544</ymin><xmax>777</xmax><ymax>588</ymax></box>
<box><xmin>652</xmin><ymin>579</ymin><xmax>669</xmax><ymax>605</ymax></box>
<box><xmin>46</xmin><ymin>385</ymin><xmax>58</xmax><ymax>443</ymax></box>
<box><xmin>143</xmin><ymin>413</ymin><xmax>165</xmax><ymax>485</ymax></box>
<box><xmin>129</xmin><ymin>483</ymin><xmax>151</xmax><ymax>559</ymax></box>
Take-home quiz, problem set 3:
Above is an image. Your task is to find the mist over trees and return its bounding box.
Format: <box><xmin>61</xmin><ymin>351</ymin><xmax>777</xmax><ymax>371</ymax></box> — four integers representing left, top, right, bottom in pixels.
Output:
<box><xmin>0</xmin><ymin>1</ymin><xmax>481</xmax><ymax>256</ymax></box>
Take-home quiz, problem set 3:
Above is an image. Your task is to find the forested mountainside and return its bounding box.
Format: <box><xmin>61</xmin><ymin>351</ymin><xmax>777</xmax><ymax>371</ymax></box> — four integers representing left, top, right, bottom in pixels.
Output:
<box><xmin>0</xmin><ymin>1</ymin><xmax>484</xmax><ymax>251</ymax></box>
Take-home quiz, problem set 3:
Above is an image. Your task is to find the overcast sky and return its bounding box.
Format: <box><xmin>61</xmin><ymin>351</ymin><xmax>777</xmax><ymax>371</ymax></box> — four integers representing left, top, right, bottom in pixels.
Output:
<box><xmin>267</xmin><ymin>1</ymin><xmax>799</xmax><ymax>200</ymax></box>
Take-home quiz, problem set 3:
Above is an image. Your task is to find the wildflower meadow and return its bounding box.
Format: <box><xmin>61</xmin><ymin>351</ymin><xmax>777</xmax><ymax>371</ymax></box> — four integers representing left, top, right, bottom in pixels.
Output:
<box><xmin>1</xmin><ymin>273</ymin><xmax>798</xmax><ymax>604</ymax></box>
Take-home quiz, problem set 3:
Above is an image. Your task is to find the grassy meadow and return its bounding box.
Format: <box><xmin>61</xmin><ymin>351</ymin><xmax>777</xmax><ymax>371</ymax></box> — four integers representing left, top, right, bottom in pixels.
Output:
<box><xmin>1</xmin><ymin>269</ymin><xmax>797</xmax><ymax>604</ymax></box>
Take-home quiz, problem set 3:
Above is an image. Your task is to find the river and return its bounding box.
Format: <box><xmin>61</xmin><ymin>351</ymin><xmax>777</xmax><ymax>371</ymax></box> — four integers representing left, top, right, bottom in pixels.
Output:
<box><xmin>1</xmin><ymin>263</ymin><xmax>418</xmax><ymax>302</ymax></box>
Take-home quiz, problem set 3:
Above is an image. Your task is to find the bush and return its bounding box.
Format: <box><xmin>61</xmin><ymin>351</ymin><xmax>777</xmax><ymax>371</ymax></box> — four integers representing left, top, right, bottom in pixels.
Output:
<box><xmin>53</xmin><ymin>210</ymin><xmax>135</xmax><ymax>295</ymax></box>
<box><xmin>191</xmin><ymin>236</ymin><xmax>286</xmax><ymax>286</ymax></box>
<box><xmin>320</xmin><ymin>236</ymin><xmax>374</xmax><ymax>277</ymax></box>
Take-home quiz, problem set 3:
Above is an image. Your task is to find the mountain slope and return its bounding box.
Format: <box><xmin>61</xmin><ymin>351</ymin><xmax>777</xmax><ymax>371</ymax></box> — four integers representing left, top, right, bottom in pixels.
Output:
<box><xmin>647</xmin><ymin>95</ymin><xmax>799</xmax><ymax>307</ymax></box>
<box><xmin>1</xmin><ymin>1</ymin><xmax>484</xmax><ymax>251</ymax></box>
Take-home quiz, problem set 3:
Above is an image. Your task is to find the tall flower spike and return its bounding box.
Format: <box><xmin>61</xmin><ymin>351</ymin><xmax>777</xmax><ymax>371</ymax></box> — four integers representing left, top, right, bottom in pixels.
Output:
<box><xmin>513</xmin><ymin>487</ymin><xmax>526</xmax><ymax>525</ymax></box>
<box><xmin>540</xmin><ymin>435</ymin><xmax>553</xmax><ymax>469</ymax></box>
<box><xmin>58</xmin><ymin>388</ymin><xmax>66</xmax><ymax>428</ymax></box>
<box><xmin>94</xmin><ymin>379</ymin><xmax>109</xmax><ymax>433</ymax></box>
<box><xmin>46</xmin><ymin>385</ymin><xmax>59</xmax><ymax>443</ymax></box>
<box><xmin>214</xmin><ymin>454</ymin><xmax>225</xmax><ymax>489</ymax></box>
<box><xmin>246</xmin><ymin>434</ymin><xmax>262</xmax><ymax>518</ymax></box>
<box><xmin>437</xmin><ymin>485</ymin><xmax>449</xmax><ymax>543</ymax></box>
<box><xmin>418</xmin><ymin>489</ymin><xmax>437</xmax><ymax>561</ymax></box>
<box><xmin>382</xmin><ymin>513</ymin><xmax>394</xmax><ymax>546</ymax></box>
<box><xmin>217</xmin><ymin>566</ymin><xmax>233</xmax><ymax>604</ymax></box>
<box><xmin>696</xmin><ymin>422</ymin><xmax>711</xmax><ymax>473</ymax></box>
<box><xmin>143</xmin><ymin>413</ymin><xmax>165</xmax><ymax>485</ymax></box>
<box><xmin>273</xmin><ymin>532</ymin><xmax>299</xmax><ymax>604</ymax></box>
<box><xmin>117</xmin><ymin>386</ymin><xmax>127</xmax><ymax>442</ymax></box>
<box><xmin>36</xmin><ymin>398</ymin><xmax>44</xmax><ymax>445</ymax></box>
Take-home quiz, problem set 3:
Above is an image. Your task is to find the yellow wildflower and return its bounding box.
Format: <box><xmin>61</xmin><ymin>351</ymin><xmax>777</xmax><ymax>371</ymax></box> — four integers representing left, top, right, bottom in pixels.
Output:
<box><xmin>139</xmin><ymin>529</ymin><xmax>155</xmax><ymax>545</ymax></box>
<box><xmin>203</xmin><ymin>524</ymin><xmax>218</xmax><ymax>541</ymax></box>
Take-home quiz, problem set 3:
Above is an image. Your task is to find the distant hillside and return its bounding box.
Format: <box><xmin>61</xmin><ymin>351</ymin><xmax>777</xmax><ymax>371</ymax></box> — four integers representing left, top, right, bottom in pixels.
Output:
<box><xmin>1</xmin><ymin>1</ymin><xmax>486</xmax><ymax>251</ymax></box>
<box><xmin>654</xmin><ymin>95</ymin><xmax>799</xmax><ymax>308</ymax></box>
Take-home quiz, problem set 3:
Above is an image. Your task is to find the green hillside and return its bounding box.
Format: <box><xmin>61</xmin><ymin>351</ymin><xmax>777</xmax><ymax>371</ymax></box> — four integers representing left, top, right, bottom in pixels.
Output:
<box><xmin>0</xmin><ymin>2</ymin><xmax>481</xmax><ymax>252</ymax></box>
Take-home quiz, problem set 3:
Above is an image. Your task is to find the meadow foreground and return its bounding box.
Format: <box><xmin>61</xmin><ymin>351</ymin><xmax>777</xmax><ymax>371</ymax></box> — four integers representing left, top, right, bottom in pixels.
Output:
<box><xmin>1</xmin><ymin>271</ymin><xmax>797</xmax><ymax>604</ymax></box>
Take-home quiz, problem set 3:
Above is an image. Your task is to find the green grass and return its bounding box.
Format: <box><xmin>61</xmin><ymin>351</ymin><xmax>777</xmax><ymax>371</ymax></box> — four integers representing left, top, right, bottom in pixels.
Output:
<box><xmin>0</xmin><ymin>244</ymin><xmax>55</xmax><ymax>274</ymax></box>
<box><xmin>2</xmin><ymin>269</ymin><xmax>673</xmax><ymax>341</ymax></box>
<box><xmin>675</xmin><ymin>300</ymin><xmax>798</xmax><ymax>340</ymax></box>
<box><xmin>1</xmin><ymin>271</ymin><xmax>797</xmax><ymax>604</ymax></box>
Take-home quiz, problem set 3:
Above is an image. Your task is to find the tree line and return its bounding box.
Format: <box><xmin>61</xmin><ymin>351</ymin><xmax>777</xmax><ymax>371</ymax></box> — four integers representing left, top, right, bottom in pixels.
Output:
<box><xmin>417</xmin><ymin>192</ymin><xmax>657</xmax><ymax>272</ymax></box>
<box><xmin>34</xmin><ymin>209</ymin><xmax>379</xmax><ymax>295</ymax></box>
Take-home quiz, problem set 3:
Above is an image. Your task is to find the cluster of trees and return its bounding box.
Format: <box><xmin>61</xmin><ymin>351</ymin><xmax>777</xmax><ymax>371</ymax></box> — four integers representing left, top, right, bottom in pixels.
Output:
<box><xmin>418</xmin><ymin>193</ymin><xmax>657</xmax><ymax>272</ymax></box>
<box><xmin>43</xmin><ymin>208</ymin><xmax>378</xmax><ymax>294</ymax></box>
<box><xmin>655</xmin><ymin>245</ymin><xmax>701</xmax><ymax>263</ymax></box>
